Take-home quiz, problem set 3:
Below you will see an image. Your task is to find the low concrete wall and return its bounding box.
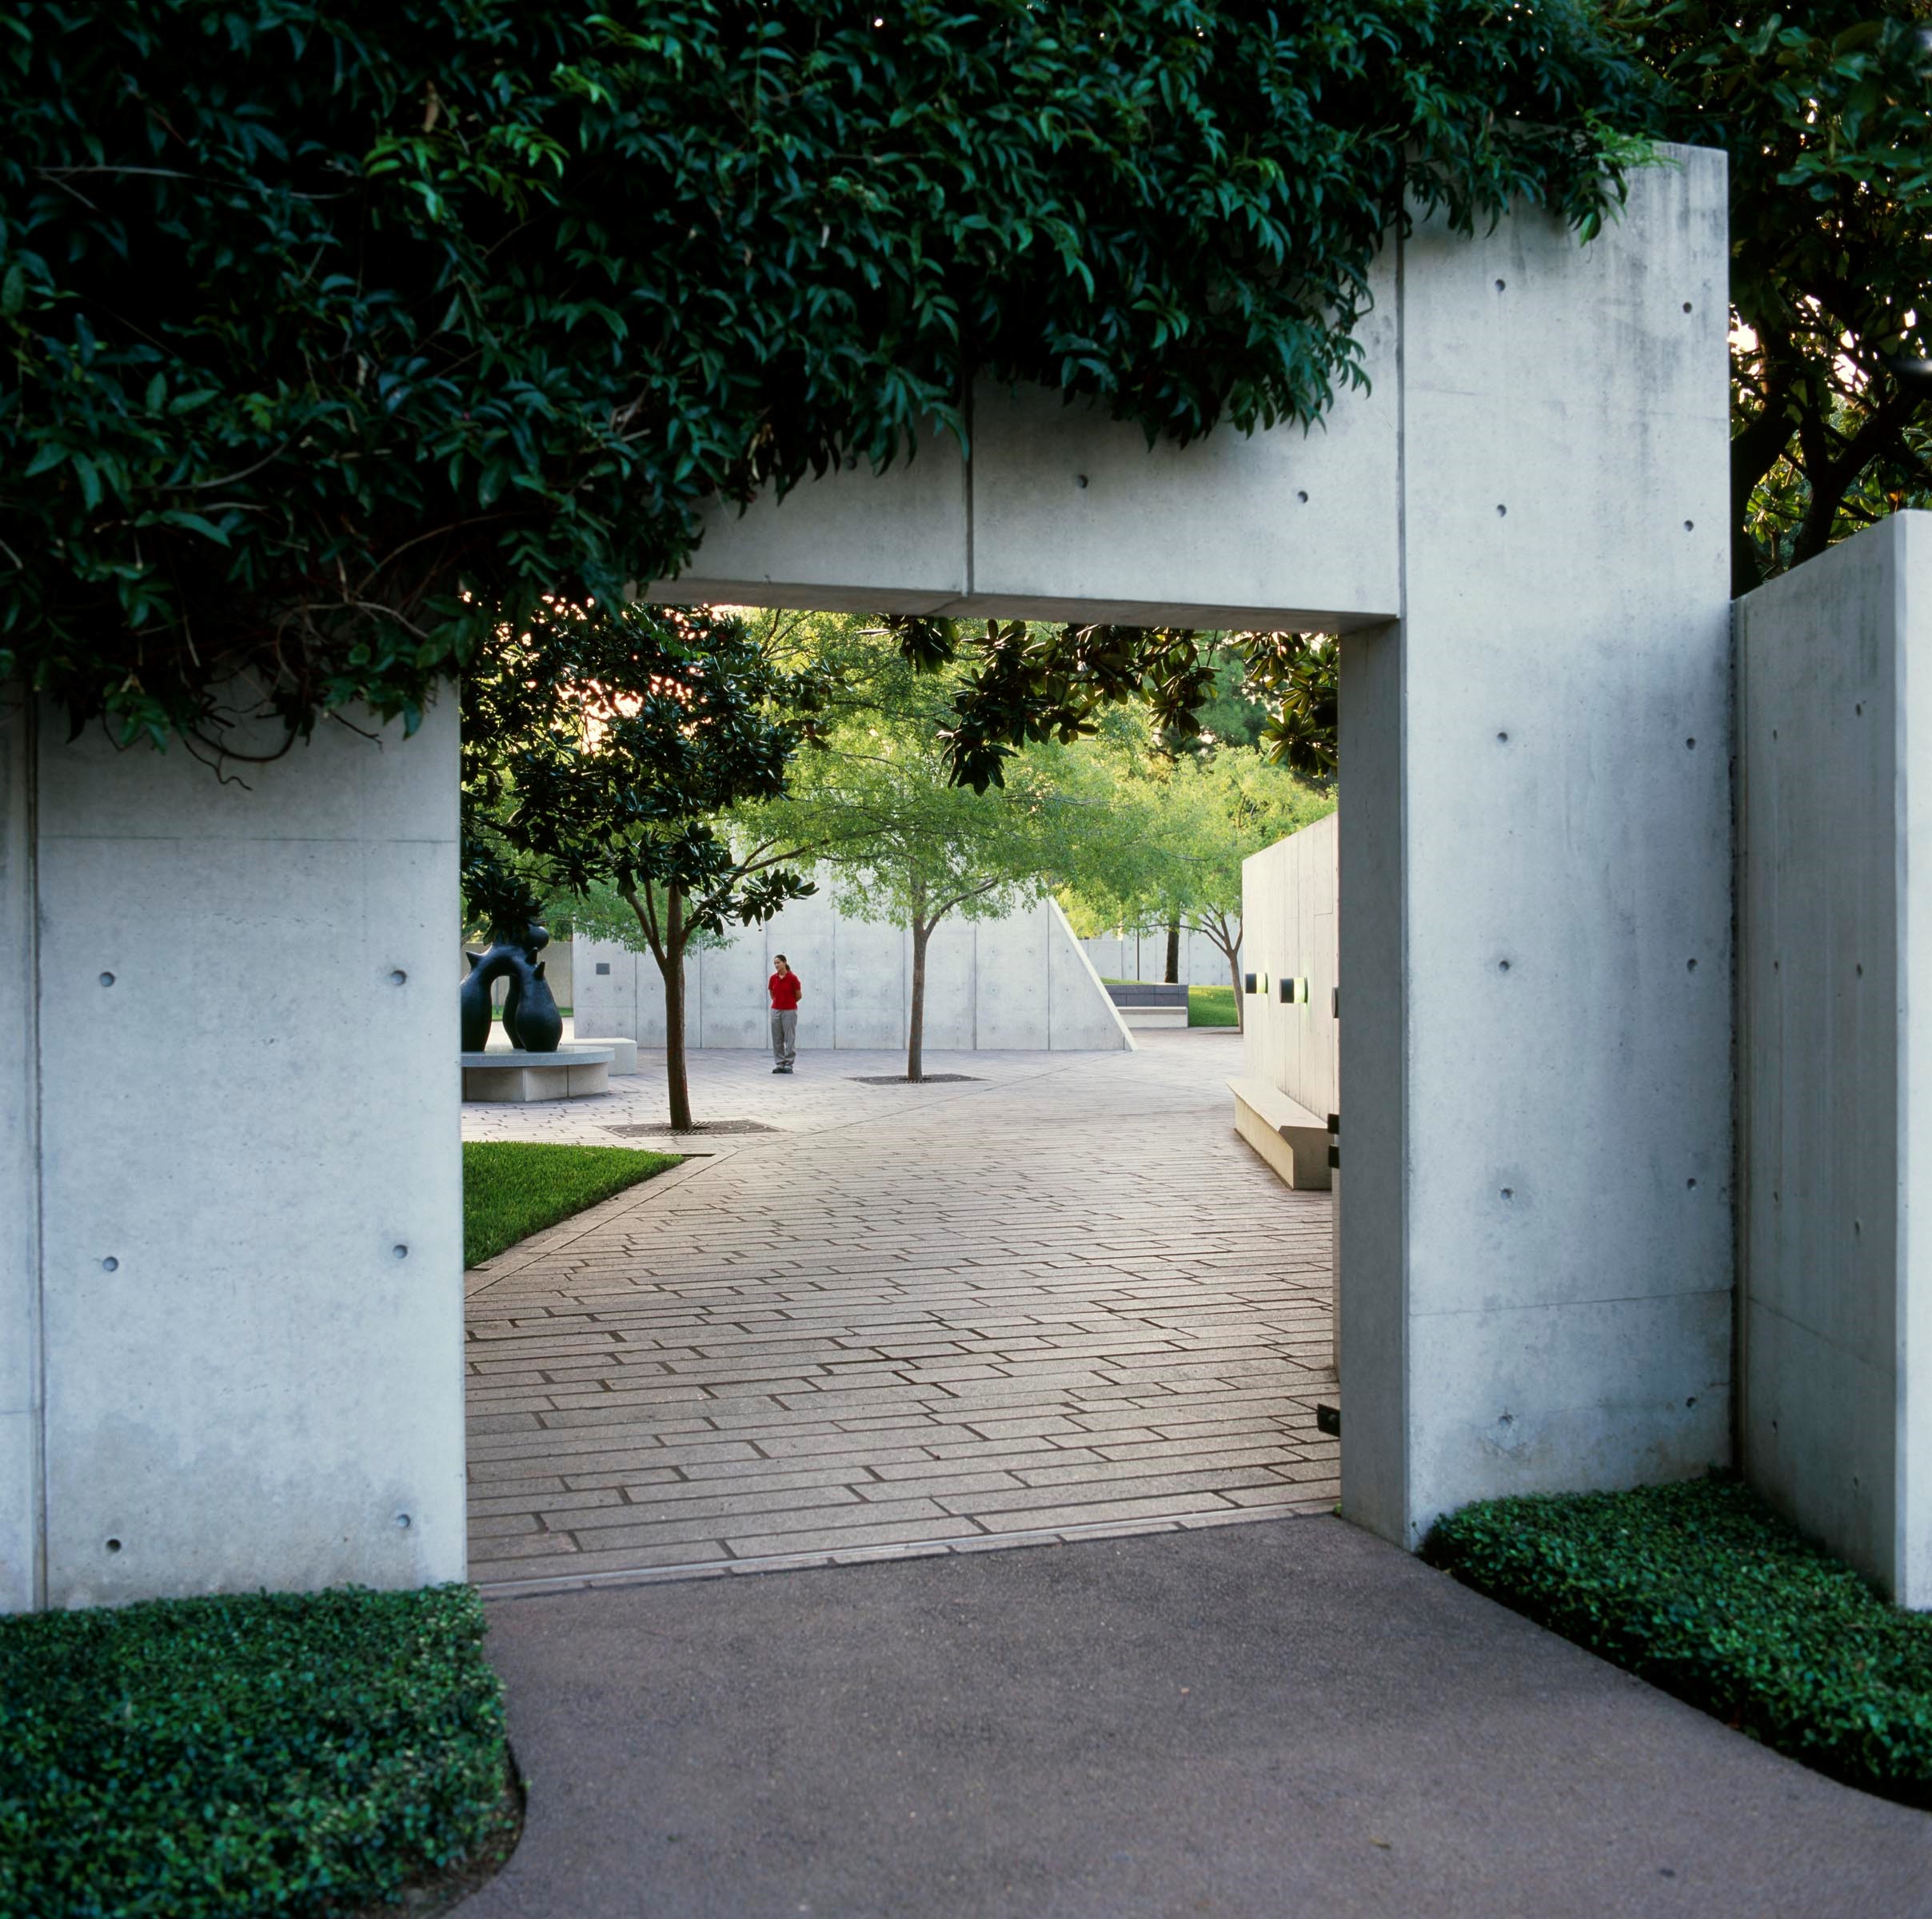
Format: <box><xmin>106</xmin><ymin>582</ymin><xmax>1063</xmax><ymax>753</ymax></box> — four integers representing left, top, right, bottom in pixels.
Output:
<box><xmin>1240</xmin><ymin>814</ymin><xmax>1339</xmax><ymax>1123</ymax></box>
<box><xmin>575</xmin><ymin>892</ymin><xmax>1132</xmax><ymax>1053</ymax></box>
<box><xmin>2</xmin><ymin>692</ymin><xmax>465</xmax><ymax>1612</ymax></box>
<box><xmin>1237</xmin><ymin>813</ymin><xmax>1341</xmax><ymax>1368</ymax></box>
<box><xmin>1738</xmin><ymin>513</ymin><xmax>1932</xmax><ymax>1606</ymax></box>
<box><xmin>1079</xmin><ymin>928</ymin><xmax>1239</xmax><ymax>990</ymax></box>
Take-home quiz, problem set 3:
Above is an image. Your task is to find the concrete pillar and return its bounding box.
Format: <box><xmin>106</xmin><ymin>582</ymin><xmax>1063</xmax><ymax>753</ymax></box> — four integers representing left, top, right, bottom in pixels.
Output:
<box><xmin>1737</xmin><ymin>513</ymin><xmax>1932</xmax><ymax>1606</ymax></box>
<box><xmin>2</xmin><ymin>693</ymin><xmax>465</xmax><ymax>1610</ymax></box>
<box><xmin>1339</xmin><ymin>151</ymin><xmax>1735</xmax><ymax>1545</ymax></box>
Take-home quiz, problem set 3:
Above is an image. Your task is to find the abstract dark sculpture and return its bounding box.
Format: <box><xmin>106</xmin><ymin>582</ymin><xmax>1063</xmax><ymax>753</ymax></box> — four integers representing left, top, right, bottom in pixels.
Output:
<box><xmin>461</xmin><ymin>922</ymin><xmax>563</xmax><ymax>1053</ymax></box>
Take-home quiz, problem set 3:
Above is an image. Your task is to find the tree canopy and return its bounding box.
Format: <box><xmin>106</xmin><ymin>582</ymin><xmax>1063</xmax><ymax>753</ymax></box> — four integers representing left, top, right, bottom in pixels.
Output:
<box><xmin>2</xmin><ymin>0</ymin><xmax>1653</xmax><ymax>758</ymax></box>
<box><xmin>1620</xmin><ymin>2</ymin><xmax>1932</xmax><ymax>592</ymax></box>
<box><xmin>1200</xmin><ymin>3</ymin><xmax>1932</xmax><ymax>780</ymax></box>
<box><xmin>748</xmin><ymin>616</ymin><xmax>1143</xmax><ymax>1077</ymax></box>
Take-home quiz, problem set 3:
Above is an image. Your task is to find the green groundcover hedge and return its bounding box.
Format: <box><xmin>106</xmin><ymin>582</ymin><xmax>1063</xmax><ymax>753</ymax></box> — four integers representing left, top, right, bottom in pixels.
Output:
<box><xmin>1426</xmin><ymin>1475</ymin><xmax>1932</xmax><ymax>1807</ymax></box>
<box><xmin>0</xmin><ymin>1583</ymin><xmax>513</xmax><ymax>1918</ymax></box>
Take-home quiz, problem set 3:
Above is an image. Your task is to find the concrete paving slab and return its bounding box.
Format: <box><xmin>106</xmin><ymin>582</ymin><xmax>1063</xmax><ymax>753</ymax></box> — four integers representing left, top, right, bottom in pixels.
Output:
<box><xmin>464</xmin><ymin>1515</ymin><xmax>1932</xmax><ymax>1919</ymax></box>
<box><xmin>464</xmin><ymin>1031</ymin><xmax>1339</xmax><ymax>1589</ymax></box>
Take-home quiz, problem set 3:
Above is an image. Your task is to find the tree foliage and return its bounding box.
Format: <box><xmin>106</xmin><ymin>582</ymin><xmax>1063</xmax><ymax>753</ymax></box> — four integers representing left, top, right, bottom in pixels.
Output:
<box><xmin>1187</xmin><ymin>644</ymin><xmax>1273</xmax><ymax>753</ymax></box>
<box><xmin>1</xmin><ymin>0</ymin><xmax>1652</xmax><ymax>756</ymax></box>
<box><xmin>1052</xmin><ymin>715</ymin><xmax>1332</xmax><ymax>1026</ymax></box>
<box><xmin>1230</xmin><ymin>6</ymin><xmax>1932</xmax><ymax>772</ymax></box>
<box><xmin>1619</xmin><ymin>1</ymin><xmax>1932</xmax><ymax>592</ymax></box>
<box><xmin>1243</xmin><ymin>633</ymin><xmax>1338</xmax><ymax>783</ymax></box>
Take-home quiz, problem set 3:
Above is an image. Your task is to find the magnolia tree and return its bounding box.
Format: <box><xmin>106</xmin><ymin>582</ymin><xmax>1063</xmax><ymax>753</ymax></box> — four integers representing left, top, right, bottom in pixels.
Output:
<box><xmin>463</xmin><ymin>600</ymin><xmax>822</xmax><ymax>1130</ymax></box>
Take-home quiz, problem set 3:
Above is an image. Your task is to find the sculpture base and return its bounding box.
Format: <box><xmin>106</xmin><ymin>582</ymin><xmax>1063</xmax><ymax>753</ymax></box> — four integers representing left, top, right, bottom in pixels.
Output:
<box><xmin>461</xmin><ymin>1047</ymin><xmax>613</xmax><ymax>1103</ymax></box>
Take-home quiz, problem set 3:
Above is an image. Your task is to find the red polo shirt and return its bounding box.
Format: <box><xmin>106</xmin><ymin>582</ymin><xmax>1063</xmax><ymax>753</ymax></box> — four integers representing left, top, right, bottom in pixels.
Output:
<box><xmin>768</xmin><ymin>971</ymin><xmax>802</xmax><ymax>1011</ymax></box>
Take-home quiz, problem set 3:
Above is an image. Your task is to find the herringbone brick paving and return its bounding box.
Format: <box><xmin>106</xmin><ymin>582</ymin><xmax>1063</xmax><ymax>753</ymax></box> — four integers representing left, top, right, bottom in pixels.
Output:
<box><xmin>463</xmin><ymin>1030</ymin><xmax>1338</xmax><ymax>1592</ymax></box>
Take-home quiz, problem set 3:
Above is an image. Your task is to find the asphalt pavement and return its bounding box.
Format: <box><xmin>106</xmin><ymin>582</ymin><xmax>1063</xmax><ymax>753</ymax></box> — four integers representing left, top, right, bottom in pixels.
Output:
<box><xmin>460</xmin><ymin>1514</ymin><xmax>1932</xmax><ymax>1919</ymax></box>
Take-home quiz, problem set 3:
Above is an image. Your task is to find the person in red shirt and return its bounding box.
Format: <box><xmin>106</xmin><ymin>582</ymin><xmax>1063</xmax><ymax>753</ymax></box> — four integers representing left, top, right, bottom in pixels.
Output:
<box><xmin>768</xmin><ymin>954</ymin><xmax>802</xmax><ymax>1073</ymax></box>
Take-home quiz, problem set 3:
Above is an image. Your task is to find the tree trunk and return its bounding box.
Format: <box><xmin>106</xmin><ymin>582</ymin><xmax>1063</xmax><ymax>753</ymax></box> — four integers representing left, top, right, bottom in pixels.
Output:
<box><xmin>621</xmin><ymin>877</ymin><xmax>695</xmax><ymax>1131</ymax></box>
<box><xmin>1728</xmin><ymin>362</ymin><xmax>1798</xmax><ymax>596</ymax></box>
<box><xmin>1164</xmin><ymin>918</ymin><xmax>1181</xmax><ymax>985</ymax></box>
<box><xmin>907</xmin><ymin>886</ymin><xmax>929</xmax><ymax>1083</ymax></box>
<box><xmin>661</xmin><ymin>885</ymin><xmax>693</xmax><ymax>1131</ymax></box>
<box><xmin>1223</xmin><ymin>938</ymin><xmax>1244</xmax><ymax>1035</ymax></box>
<box><xmin>1791</xmin><ymin>388</ymin><xmax>1921</xmax><ymax>573</ymax></box>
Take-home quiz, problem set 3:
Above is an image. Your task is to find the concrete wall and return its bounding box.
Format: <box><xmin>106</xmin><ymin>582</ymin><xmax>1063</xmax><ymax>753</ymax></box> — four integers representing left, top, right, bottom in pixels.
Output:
<box><xmin>1078</xmin><ymin>927</ymin><xmax>1239</xmax><ymax>991</ymax></box>
<box><xmin>2</xmin><ymin>694</ymin><xmax>465</xmax><ymax>1611</ymax></box>
<box><xmin>1738</xmin><ymin>513</ymin><xmax>1932</xmax><ymax>1606</ymax></box>
<box><xmin>655</xmin><ymin>277</ymin><xmax>1401</xmax><ymax>634</ymax></box>
<box><xmin>574</xmin><ymin>890</ymin><xmax>1132</xmax><ymax>1053</ymax></box>
<box><xmin>0</xmin><ymin>698</ymin><xmax>38</xmax><ymax>1614</ymax></box>
<box><xmin>4</xmin><ymin>148</ymin><xmax>1740</xmax><ymax>1607</ymax></box>
<box><xmin>1338</xmin><ymin>149</ymin><xmax>1734</xmax><ymax>1546</ymax></box>
<box><xmin>1240</xmin><ymin>814</ymin><xmax>1339</xmax><ymax>1123</ymax></box>
<box><xmin>653</xmin><ymin>146</ymin><xmax>1734</xmax><ymax>1553</ymax></box>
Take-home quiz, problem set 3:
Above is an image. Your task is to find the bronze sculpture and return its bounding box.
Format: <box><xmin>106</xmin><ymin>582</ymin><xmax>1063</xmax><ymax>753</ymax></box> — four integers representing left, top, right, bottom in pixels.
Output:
<box><xmin>461</xmin><ymin>922</ymin><xmax>564</xmax><ymax>1053</ymax></box>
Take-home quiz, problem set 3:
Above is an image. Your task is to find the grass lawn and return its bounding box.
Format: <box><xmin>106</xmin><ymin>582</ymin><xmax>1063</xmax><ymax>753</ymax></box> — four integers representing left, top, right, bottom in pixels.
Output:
<box><xmin>1188</xmin><ymin>983</ymin><xmax>1239</xmax><ymax>1027</ymax></box>
<box><xmin>1427</xmin><ymin>1474</ymin><xmax>1932</xmax><ymax>1807</ymax></box>
<box><xmin>463</xmin><ymin>1140</ymin><xmax>681</xmax><ymax>1267</ymax></box>
<box><xmin>0</xmin><ymin>1585</ymin><xmax>515</xmax><ymax>1918</ymax></box>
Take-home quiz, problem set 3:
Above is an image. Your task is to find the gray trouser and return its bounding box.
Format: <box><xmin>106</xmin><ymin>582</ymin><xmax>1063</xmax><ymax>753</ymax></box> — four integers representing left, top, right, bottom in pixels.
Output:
<box><xmin>770</xmin><ymin>1009</ymin><xmax>797</xmax><ymax>1064</ymax></box>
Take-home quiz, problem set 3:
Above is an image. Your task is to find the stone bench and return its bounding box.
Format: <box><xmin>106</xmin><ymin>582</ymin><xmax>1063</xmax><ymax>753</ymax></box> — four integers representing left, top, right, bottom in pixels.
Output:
<box><xmin>1227</xmin><ymin>1075</ymin><xmax>1331</xmax><ymax>1190</ymax></box>
<box><xmin>1106</xmin><ymin>982</ymin><xmax>1190</xmax><ymax>1029</ymax></box>
<box><xmin>569</xmin><ymin>1036</ymin><xmax>638</xmax><ymax>1075</ymax></box>
<box><xmin>461</xmin><ymin>1047</ymin><xmax>613</xmax><ymax>1103</ymax></box>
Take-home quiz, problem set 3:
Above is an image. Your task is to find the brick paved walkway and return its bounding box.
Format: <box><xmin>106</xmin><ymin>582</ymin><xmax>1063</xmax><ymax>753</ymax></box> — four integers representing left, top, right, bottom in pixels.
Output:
<box><xmin>463</xmin><ymin>1031</ymin><xmax>1338</xmax><ymax>1594</ymax></box>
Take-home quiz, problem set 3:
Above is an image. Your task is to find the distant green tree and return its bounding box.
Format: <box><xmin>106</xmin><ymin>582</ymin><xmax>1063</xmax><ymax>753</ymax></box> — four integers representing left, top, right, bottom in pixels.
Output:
<box><xmin>1056</xmin><ymin>724</ymin><xmax>1332</xmax><ymax>1031</ymax></box>
<box><xmin>1172</xmin><ymin>643</ymin><xmax>1270</xmax><ymax>754</ymax></box>
<box><xmin>749</xmin><ymin>622</ymin><xmax>1132</xmax><ymax>1080</ymax></box>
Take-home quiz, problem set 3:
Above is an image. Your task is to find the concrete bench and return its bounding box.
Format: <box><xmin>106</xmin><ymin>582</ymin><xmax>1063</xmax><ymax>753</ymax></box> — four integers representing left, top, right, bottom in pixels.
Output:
<box><xmin>1106</xmin><ymin>982</ymin><xmax>1190</xmax><ymax>1029</ymax></box>
<box><xmin>461</xmin><ymin>1047</ymin><xmax>613</xmax><ymax>1103</ymax></box>
<box><xmin>570</xmin><ymin>1036</ymin><xmax>638</xmax><ymax>1075</ymax></box>
<box><xmin>1227</xmin><ymin>1075</ymin><xmax>1331</xmax><ymax>1190</ymax></box>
